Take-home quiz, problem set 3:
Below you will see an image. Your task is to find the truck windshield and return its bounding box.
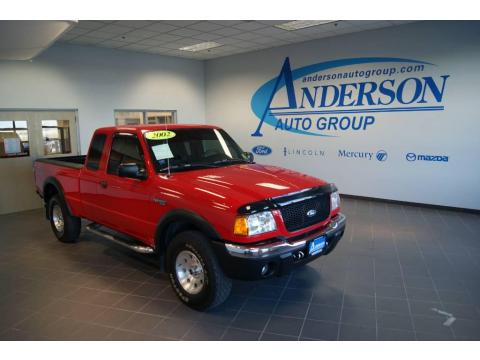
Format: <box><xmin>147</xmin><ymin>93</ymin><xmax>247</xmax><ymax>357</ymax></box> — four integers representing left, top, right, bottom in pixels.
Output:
<box><xmin>144</xmin><ymin>128</ymin><xmax>248</xmax><ymax>173</ymax></box>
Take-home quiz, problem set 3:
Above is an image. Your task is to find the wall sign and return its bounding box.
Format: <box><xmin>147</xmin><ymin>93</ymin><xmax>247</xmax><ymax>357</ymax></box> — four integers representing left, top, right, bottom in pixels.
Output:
<box><xmin>251</xmin><ymin>57</ymin><xmax>450</xmax><ymax>138</ymax></box>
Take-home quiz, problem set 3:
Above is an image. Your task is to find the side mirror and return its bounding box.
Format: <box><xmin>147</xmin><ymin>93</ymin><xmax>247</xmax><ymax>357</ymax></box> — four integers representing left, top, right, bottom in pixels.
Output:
<box><xmin>242</xmin><ymin>151</ymin><xmax>254</xmax><ymax>163</ymax></box>
<box><xmin>118</xmin><ymin>163</ymin><xmax>147</xmax><ymax>180</ymax></box>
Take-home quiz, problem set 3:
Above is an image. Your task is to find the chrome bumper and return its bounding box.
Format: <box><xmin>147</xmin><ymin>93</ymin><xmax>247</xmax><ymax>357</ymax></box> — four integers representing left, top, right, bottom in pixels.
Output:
<box><xmin>225</xmin><ymin>213</ymin><xmax>346</xmax><ymax>259</ymax></box>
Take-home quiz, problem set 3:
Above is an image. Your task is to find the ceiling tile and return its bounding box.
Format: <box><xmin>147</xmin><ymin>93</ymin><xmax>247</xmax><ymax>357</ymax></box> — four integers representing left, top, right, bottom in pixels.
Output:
<box><xmin>187</xmin><ymin>21</ymin><xmax>224</xmax><ymax>32</ymax></box>
<box><xmin>124</xmin><ymin>29</ymin><xmax>158</xmax><ymax>38</ymax></box>
<box><xmin>143</xmin><ymin>22</ymin><xmax>179</xmax><ymax>33</ymax></box>
<box><xmin>252</xmin><ymin>27</ymin><xmax>290</xmax><ymax>37</ymax></box>
<box><xmin>211</xmin><ymin>27</ymin><xmax>243</xmax><ymax>36</ymax></box>
<box><xmin>232</xmin><ymin>32</ymin><xmax>264</xmax><ymax>41</ymax></box>
<box><xmin>168</xmin><ymin>28</ymin><xmax>202</xmax><ymax>37</ymax></box>
<box><xmin>191</xmin><ymin>32</ymin><xmax>224</xmax><ymax>41</ymax></box>
<box><xmin>150</xmin><ymin>34</ymin><xmax>183</xmax><ymax>42</ymax></box>
<box><xmin>210</xmin><ymin>20</ymin><xmax>245</xmax><ymax>26</ymax></box>
<box><xmin>96</xmin><ymin>24</ymin><xmax>133</xmax><ymax>35</ymax></box>
<box><xmin>57</xmin><ymin>20</ymin><xmax>416</xmax><ymax>61</ymax></box>
<box><xmin>162</xmin><ymin>20</ymin><xmax>200</xmax><ymax>27</ymax></box>
<box><xmin>256</xmin><ymin>20</ymin><xmax>290</xmax><ymax>25</ymax></box>
<box><xmin>114</xmin><ymin>20</ymin><xmax>153</xmax><ymax>29</ymax></box>
<box><xmin>232</xmin><ymin>21</ymin><xmax>269</xmax><ymax>31</ymax></box>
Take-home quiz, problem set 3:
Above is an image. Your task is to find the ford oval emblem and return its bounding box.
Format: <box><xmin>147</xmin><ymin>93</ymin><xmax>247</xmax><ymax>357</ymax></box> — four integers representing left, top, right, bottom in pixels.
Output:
<box><xmin>306</xmin><ymin>209</ymin><xmax>316</xmax><ymax>217</ymax></box>
<box><xmin>252</xmin><ymin>145</ymin><xmax>272</xmax><ymax>156</ymax></box>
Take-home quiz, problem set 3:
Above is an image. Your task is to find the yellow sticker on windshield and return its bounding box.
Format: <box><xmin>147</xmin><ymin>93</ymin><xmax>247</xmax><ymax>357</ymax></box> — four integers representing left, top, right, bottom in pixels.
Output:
<box><xmin>145</xmin><ymin>130</ymin><xmax>176</xmax><ymax>140</ymax></box>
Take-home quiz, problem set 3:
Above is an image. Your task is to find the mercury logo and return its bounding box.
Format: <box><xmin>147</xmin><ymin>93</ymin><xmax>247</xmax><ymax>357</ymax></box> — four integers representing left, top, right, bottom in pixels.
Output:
<box><xmin>306</xmin><ymin>209</ymin><xmax>317</xmax><ymax>217</ymax></box>
<box><xmin>376</xmin><ymin>150</ymin><xmax>388</xmax><ymax>162</ymax></box>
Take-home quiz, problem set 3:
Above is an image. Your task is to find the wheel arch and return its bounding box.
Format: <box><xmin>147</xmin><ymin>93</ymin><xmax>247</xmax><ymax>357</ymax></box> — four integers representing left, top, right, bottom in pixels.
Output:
<box><xmin>43</xmin><ymin>177</ymin><xmax>71</xmax><ymax>219</ymax></box>
<box><xmin>154</xmin><ymin>209</ymin><xmax>221</xmax><ymax>256</ymax></box>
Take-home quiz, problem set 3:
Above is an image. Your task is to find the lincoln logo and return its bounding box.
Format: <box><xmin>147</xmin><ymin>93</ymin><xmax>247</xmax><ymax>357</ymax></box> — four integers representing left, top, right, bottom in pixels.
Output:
<box><xmin>306</xmin><ymin>209</ymin><xmax>317</xmax><ymax>217</ymax></box>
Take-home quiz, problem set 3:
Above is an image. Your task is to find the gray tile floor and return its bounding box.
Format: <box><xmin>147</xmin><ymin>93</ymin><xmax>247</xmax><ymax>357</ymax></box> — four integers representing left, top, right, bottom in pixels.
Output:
<box><xmin>1</xmin><ymin>198</ymin><xmax>480</xmax><ymax>340</ymax></box>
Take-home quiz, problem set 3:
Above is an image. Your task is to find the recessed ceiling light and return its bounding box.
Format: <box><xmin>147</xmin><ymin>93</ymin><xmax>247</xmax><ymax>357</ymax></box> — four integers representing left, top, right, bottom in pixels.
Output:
<box><xmin>275</xmin><ymin>20</ymin><xmax>338</xmax><ymax>31</ymax></box>
<box><xmin>179</xmin><ymin>41</ymin><xmax>223</xmax><ymax>52</ymax></box>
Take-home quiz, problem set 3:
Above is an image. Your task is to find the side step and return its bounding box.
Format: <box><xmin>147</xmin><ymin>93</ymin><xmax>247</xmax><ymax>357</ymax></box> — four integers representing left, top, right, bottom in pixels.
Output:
<box><xmin>85</xmin><ymin>223</ymin><xmax>155</xmax><ymax>254</ymax></box>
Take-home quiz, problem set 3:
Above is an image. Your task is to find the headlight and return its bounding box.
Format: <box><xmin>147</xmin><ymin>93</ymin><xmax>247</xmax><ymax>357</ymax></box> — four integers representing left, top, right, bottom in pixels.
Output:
<box><xmin>234</xmin><ymin>211</ymin><xmax>277</xmax><ymax>236</ymax></box>
<box><xmin>330</xmin><ymin>191</ymin><xmax>341</xmax><ymax>211</ymax></box>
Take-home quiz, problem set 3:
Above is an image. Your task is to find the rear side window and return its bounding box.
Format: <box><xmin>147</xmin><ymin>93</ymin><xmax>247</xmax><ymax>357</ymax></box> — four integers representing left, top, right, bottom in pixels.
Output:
<box><xmin>86</xmin><ymin>134</ymin><xmax>107</xmax><ymax>170</ymax></box>
<box><xmin>107</xmin><ymin>134</ymin><xmax>145</xmax><ymax>176</ymax></box>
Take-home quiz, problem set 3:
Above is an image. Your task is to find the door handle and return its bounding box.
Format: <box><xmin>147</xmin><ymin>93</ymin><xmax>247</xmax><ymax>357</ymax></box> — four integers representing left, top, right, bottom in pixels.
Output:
<box><xmin>99</xmin><ymin>180</ymin><xmax>108</xmax><ymax>188</ymax></box>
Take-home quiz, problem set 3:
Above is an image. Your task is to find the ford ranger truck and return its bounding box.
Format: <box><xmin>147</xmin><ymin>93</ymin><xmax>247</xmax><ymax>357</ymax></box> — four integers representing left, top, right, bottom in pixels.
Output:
<box><xmin>33</xmin><ymin>125</ymin><xmax>346</xmax><ymax>310</ymax></box>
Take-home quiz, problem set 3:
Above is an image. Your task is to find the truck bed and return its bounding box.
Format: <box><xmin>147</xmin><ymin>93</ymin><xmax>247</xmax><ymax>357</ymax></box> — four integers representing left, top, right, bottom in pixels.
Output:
<box><xmin>35</xmin><ymin>155</ymin><xmax>86</xmax><ymax>169</ymax></box>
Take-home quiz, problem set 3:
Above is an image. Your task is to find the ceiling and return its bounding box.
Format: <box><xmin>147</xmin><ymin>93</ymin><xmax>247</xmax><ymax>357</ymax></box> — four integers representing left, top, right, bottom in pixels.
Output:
<box><xmin>57</xmin><ymin>20</ymin><xmax>416</xmax><ymax>60</ymax></box>
<box><xmin>0</xmin><ymin>20</ymin><xmax>75</xmax><ymax>60</ymax></box>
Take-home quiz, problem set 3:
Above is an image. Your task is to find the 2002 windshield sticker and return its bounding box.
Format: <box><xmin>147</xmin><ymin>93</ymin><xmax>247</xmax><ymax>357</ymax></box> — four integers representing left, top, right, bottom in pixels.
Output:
<box><xmin>250</xmin><ymin>57</ymin><xmax>450</xmax><ymax>137</ymax></box>
<box><xmin>145</xmin><ymin>130</ymin><xmax>176</xmax><ymax>140</ymax></box>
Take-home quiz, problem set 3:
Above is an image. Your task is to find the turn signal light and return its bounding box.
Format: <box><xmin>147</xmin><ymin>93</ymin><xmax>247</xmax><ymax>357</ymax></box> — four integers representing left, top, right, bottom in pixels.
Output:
<box><xmin>233</xmin><ymin>216</ymin><xmax>249</xmax><ymax>236</ymax></box>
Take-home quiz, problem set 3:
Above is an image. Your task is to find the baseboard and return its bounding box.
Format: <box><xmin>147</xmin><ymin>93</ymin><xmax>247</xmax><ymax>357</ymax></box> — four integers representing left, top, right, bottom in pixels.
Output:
<box><xmin>340</xmin><ymin>193</ymin><xmax>480</xmax><ymax>214</ymax></box>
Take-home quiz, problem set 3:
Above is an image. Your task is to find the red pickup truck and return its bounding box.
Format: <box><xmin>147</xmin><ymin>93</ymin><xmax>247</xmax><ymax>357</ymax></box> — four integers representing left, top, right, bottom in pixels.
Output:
<box><xmin>34</xmin><ymin>125</ymin><xmax>346</xmax><ymax>310</ymax></box>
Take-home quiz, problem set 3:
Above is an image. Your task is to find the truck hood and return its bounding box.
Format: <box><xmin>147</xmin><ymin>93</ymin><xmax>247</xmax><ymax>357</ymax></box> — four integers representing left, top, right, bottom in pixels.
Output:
<box><xmin>160</xmin><ymin>163</ymin><xmax>328</xmax><ymax>208</ymax></box>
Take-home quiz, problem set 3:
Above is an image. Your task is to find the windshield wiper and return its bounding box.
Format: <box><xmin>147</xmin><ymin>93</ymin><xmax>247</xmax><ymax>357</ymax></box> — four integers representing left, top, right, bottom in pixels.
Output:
<box><xmin>212</xmin><ymin>158</ymin><xmax>249</xmax><ymax>166</ymax></box>
<box><xmin>167</xmin><ymin>163</ymin><xmax>220</xmax><ymax>172</ymax></box>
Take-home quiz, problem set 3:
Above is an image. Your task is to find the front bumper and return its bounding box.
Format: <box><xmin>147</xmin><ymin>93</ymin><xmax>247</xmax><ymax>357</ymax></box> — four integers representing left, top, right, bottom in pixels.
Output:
<box><xmin>211</xmin><ymin>213</ymin><xmax>346</xmax><ymax>280</ymax></box>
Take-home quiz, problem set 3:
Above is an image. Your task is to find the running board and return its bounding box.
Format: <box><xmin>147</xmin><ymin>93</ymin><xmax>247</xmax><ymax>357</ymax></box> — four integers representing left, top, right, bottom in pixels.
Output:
<box><xmin>85</xmin><ymin>223</ymin><xmax>155</xmax><ymax>254</ymax></box>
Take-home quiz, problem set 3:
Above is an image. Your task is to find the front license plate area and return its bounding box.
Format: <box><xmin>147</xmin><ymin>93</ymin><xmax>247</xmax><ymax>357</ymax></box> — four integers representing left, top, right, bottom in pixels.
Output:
<box><xmin>309</xmin><ymin>235</ymin><xmax>326</xmax><ymax>256</ymax></box>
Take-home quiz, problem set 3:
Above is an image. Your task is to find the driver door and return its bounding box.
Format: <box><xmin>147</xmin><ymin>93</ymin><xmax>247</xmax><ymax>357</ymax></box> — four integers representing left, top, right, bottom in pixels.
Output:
<box><xmin>96</xmin><ymin>132</ymin><xmax>155</xmax><ymax>241</ymax></box>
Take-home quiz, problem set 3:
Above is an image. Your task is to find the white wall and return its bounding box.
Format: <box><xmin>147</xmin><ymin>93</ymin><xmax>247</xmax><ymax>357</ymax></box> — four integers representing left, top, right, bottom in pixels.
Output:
<box><xmin>205</xmin><ymin>21</ymin><xmax>480</xmax><ymax>210</ymax></box>
<box><xmin>0</xmin><ymin>43</ymin><xmax>206</xmax><ymax>152</ymax></box>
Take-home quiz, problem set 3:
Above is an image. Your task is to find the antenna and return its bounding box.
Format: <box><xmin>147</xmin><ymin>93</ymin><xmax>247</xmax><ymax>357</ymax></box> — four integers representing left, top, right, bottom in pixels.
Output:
<box><xmin>165</xmin><ymin>120</ymin><xmax>171</xmax><ymax>178</ymax></box>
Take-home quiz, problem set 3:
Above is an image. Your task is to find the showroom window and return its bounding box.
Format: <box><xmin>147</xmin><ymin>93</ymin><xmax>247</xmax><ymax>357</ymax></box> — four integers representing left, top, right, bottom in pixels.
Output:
<box><xmin>41</xmin><ymin>119</ymin><xmax>72</xmax><ymax>155</ymax></box>
<box><xmin>0</xmin><ymin>120</ymin><xmax>29</xmax><ymax>158</ymax></box>
<box><xmin>114</xmin><ymin>110</ymin><xmax>176</xmax><ymax>126</ymax></box>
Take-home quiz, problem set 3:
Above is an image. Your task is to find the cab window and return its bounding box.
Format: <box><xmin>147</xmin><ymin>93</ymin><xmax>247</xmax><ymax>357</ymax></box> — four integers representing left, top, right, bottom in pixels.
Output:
<box><xmin>86</xmin><ymin>133</ymin><xmax>107</xmax><ymax>170</ymax></box>
<box><xmin>107</xmin><ymin>134</ymin><xmax>145</xmax><ymax>176</ymax></box>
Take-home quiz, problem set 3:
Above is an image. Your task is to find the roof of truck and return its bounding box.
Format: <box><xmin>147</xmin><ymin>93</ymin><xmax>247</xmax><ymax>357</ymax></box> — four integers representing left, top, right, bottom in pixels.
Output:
<box><xmin>96</xmin><ymin>124</ymin><xmax>220</xmax><ymax>132</ymax></box>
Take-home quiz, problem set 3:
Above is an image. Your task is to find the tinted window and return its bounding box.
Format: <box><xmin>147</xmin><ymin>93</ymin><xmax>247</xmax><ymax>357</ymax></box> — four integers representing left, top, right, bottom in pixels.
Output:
<box><xmin>86</xmin><ymin>134</ymin><xmax>106</xmax><ymax>170</ymax></box>
<box><xmin>107</xmin><ymin>134</ymin><xmax>145</xmax><ymax>175</ymax></box>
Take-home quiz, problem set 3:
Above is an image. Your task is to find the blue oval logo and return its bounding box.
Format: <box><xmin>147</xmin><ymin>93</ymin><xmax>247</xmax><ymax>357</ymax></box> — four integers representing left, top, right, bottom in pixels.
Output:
<box><xmin>252</xmin><ymin>145</ymin><xmax>272</xmax><ymax>156</ymax></box>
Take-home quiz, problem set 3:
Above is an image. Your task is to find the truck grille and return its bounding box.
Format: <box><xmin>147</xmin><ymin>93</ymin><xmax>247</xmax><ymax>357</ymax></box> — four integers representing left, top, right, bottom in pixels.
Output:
<box><xmin>279</xmin><ymin>194</ymin><xmax>330</xmax><ymax>232</ymax></box>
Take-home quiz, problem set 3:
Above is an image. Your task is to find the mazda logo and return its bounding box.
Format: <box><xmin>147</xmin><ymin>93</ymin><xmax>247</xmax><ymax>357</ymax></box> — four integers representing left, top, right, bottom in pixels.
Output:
<box><xmin>406</xmin><ymin>153</ymin><xmax>417</xmax><ymax>161</ymax></box>
<box><xmin>306</xmin><ymin>209</ymin><xmax>316</xmax><ymax>217</ymax></box>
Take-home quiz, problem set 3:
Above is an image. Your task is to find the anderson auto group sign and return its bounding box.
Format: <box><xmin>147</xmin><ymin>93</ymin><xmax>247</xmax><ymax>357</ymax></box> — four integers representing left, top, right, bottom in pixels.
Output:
<box><xmin>250</xmin><ymin>57</ymin><xmax>450</xmax><ymax>138</ymax></box>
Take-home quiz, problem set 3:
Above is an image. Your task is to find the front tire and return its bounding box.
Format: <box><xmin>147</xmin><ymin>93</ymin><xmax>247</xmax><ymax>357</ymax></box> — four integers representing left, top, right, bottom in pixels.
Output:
<box><xmin>166</xmin><ymin>230</ymin><xmax>232</xmax><ymax>310</ymax></box>
<box><xmin>48</xmin><ymin>194</ymin><xmax>81</xmax><ymax>243</ymax></box>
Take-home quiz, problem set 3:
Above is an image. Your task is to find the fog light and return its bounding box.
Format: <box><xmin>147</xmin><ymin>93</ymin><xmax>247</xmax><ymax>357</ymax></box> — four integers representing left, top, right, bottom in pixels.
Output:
<box><xmin>261</xmin><ymin>264</ymin><xmax>269</xmax><ymax>276</ymax></box>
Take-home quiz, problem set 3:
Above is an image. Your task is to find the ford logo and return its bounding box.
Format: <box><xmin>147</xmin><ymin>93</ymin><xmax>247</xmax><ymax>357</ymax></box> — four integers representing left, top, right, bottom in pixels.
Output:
<box><xmin>306</xmin><ymin>209</ymin><xmax>317</xmax><ymax>217</ymax></box>
<box><xmin>406</xmin><ymin>152</ymin><xmax>417</xmax><ymax>161</ymax></box>
<box><xmin>252</xmin><ymin>145</ymin><xmax>272</xmax><ymax>156</ymax></box>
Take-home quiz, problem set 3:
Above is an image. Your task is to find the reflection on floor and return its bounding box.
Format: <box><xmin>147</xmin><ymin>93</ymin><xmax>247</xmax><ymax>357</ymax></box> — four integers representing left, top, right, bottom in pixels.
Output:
<box><xmin>0</xmin><ymin>198</ymin><xmax>479</xmax><ymax>340</ymax></box>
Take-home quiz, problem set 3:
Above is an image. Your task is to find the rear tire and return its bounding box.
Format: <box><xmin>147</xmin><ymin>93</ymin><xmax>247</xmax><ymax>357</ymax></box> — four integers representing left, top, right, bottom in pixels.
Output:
<box><xmin>166</xmin><ymin>230</ymin><xmax>232</xmax><ymax>310</ymax></box>
<box><xmin>48</xmin><ymin>194</ymin><xmax>81</xmax><ymax>243</ymax></box>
